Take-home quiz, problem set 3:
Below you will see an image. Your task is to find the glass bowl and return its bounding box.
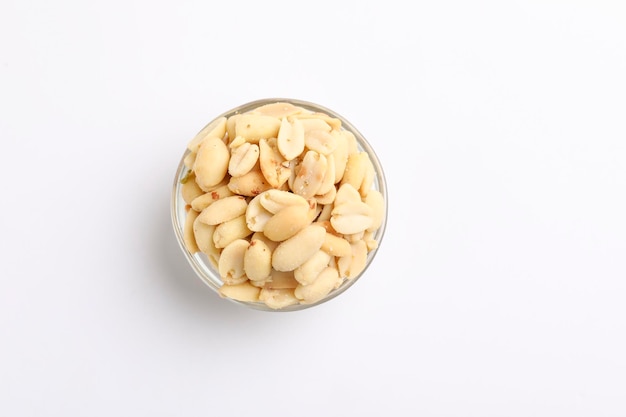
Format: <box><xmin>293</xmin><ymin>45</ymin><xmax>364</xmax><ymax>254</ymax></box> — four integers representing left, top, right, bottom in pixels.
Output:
<box><xmin>171</xmin><ymin>98</ymin><xmax>387</xmax><ymax>311</ymax></box>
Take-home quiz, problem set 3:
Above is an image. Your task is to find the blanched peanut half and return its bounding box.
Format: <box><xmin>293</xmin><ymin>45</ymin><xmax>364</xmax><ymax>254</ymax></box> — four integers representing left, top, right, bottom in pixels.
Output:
<box><xmin>272</xmin><ymin>224</ymin><xmax>326</xmax><ymax>271</ymax></box>
<box><xmin>292</xmin><ymin>151</ymin><xmax>327</xmax><ymax>200</ymax></box>
<box><xmin>330</xmin><ymin>201</ymin><xmax>373</xmax><ymax>235</ymax></box>
<box><xmin>190</xmin><ymin>184</ymin><xmax>234</xmax><ymax>212</ymax></box>
<box><xmin>334</xmin><ymin>183</ymin><xmax>362</xmax><ymax>206</ymax></box>
<box><xmin>251</xmin><ymin>232</ymin><xmax>279</xmax><ymax>252</ymax></box>
<box><xmin>344</xmin><ymin>230</ymin><xmax>365</xmax><ymax>243</ymax></box>
<box><xmin>315</xmin><ymin>185</ymin><xmax>336</xmax><ymax>206</ymax></box>
<box><xmin>227</xmin><ymin>170</ymin><xmax>272</xmax><ymax>197</ymax></box>
<box><xmin>298</xmin><ymin>117</ymin><xmax>331</xmax><ymax>134</ymax></box>
<box><xmin>340</xmin><ymin>152</ymin><xmax>369</xmax><ymax>192</ymax></box>
<box><xmin>321</xmin><ymin>233</ymin><xmax>352</xmax><ymax>257</ymax></box>
<box><xmin>277</xmin><ymin>117</ymin><xmax>305</xmax><ymax>160</ymax></box>
<box><xmin>187</xmin><ymin>116</ymin><xmax>227</xmax><ymax>152</ymax></box>
<box><xmin>363</xmin><ymin>230</ymin><xmax>379</xmax><ymax>252</ymax></box>
<box><xmin>295</xmin><ymin>112</ymin><xmax>341</xmax><ymax>131</ymax></box>
<box><xmin>364</xmin><ymin>189</ymin><xmax>385</xmax><ymax>232</ymax></box>
<box><xmin>252</xmin><ymin>102</ymin><xmax>304</xmax><ymax>118</ymax></box>
<box><xmin>259</xmin><ymin>138</ymin><xmax>291</xmax><ymax>188</ymax></box>
<box><xmin>246</xmin><ymin>194</ymin><xmax>273</xmax><ymax>232</ymax></box>
<box><xmin>294</xmin><ymin>250</ymin><xmax>331</xmax><ymax>285</ymax></box>
<box><xmin>198</xmin><ymin>196</ymin><xmax>247</xmax><ymax>225</ymax></box>
<box><xmin>330</xmin><ymin>130</ymin><xmax>349</xmax><ymax>183</ymax></box>
<box><xmin>259</xmin><ymin>189</ymin><xmax>309</xmax><ymax>214</ymax></box>
<box><xmin>263</xmin><ymin>204</ymin><xmax>311</xmax><ymax>242</ymax></box>
<box><xmin>194</xmin><ymin>136</ymin><xmax>230</xmax><ymax>191</ymax></box>
<box><xmin>359</xmin><ymin>155</ymin><xmax>375</xmax><ymax>197</ymax></box>
<box><xmin>181</xmin><ymin>175</ymin><xmax>204</xmax><ymax>205</ymax></box>
<box><xmin>259</xmin><ymin>288</ymin><xmax>299</xmax><ymax>309</ymax></box>
<box><xmin>228</xmin><ymin>142</ymin><xmax>260</xmax><ymax>177</ymax></box>
<box><xmin>183</xmin><ymin>208</ymin><xmax>199</xmax><ymax>254</ymax></box>
<box><xmin>218</xmin><ymin>282</ymin><xmax>260</xmax><ymax>302</ymax></box>
<box><xmin>226</xmin><ymin>114</ymin><xmax>239</xmax><ymax>145</ymax></box>
<box><xmin>265</xmin><ymin>269</ymin><xmax>299</xmax><ymax>289</ymax></box>
<box><xmin>244</xmin><ymin>238</ymin><xmax>272</xmax><ymax>282</ymax></box>
<box><xmin>305</xmin><ymin>129</ymin><xmax>337</xmax><ymax>155</ymax></box>
<box><xmin>294</xmin><ymin>267</ymin><xmax>340</xmax><ymax>304</ymax></box>
<box><xmin>218</xmin><ymin>239</ymin><xmax>250</xmax><ymax>285</ymax></box>
<box><xmin>183</xmin><ymin>151</ymin><xmax>196</xmax><ymax>169</ymax></box>
<box><xmin>316</xmin><ymin>154</ymin><xmax>336</xmax><ymax>196</ymax></box>
<box><xmin>316</xmin><ymin>203</ymin><xmax>333</xmax><ymax>222</ymax></box>
<box><xmin>213</xmin><ymin>214</ymin><xmax>252</xmax><ymax>248</ymax></box>
<box><xmin>337</xmin><ymin>240</ymin><xmax>367</xmax><ymax>280</ymax></box>
<box><xmin>193</xmin><ymin>216</ymin><xmax>219</xmax><ymax>261</ymax></box>
<box><xmin>235</xmin><ymin>114</ymin><xmax>281</xmax><ymax>143</ymax></box>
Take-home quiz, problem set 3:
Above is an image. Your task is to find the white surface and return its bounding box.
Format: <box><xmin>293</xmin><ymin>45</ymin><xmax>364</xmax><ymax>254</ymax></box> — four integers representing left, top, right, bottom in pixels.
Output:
<box><xmin>1</xmin><ymin>0</ymin><xmax>625</xmax><ymax>415</ymax></box>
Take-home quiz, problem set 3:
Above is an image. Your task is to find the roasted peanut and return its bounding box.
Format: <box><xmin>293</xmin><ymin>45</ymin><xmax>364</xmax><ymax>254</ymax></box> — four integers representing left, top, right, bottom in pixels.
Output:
<box><xmin>244</xmin><ymin>238</ymin><xmax>272</xmax><ymax>282</ymax></box>
<box><xmin>218</xmin><ymin>282</ymin><xmax>261</xmax><ymax>302</ymax></box>
<box><xmin>337</xmin><ymin>240</ymin><xmax>367</xmax><ymax>280</ymax></box>
<box><xmin>187</xmin><ymin>116</ymin><xmax>227</xmax><ymax>152</ymax></box>
<box><xmin>227</xmin><ymin>169</ymin><xmax>272</xmax><ymax>197</ymax></box>
<box><xmin>277</xmin><ymin>117</ymin><xmax>305</xmax><ymax>161</ymax></box>
<box><xmin>294</xmin><ymin>250</ymin><xmax>331</xmax><ymax>285</ymax></box>
<box><xmin>259</xmin><ymin>288</ymin><xmax>299</xmax><ymax>309</ymax></box>
<box><xmin>183</xmin><ymin>208</ymin><xmax>199</xmax><ymax>254</ymax></box>
<box><xmin>259</xmin><ymin>138</ymin><xmax>291</xmax><ymax>188</ymax></box>
<box><xmin>272</xmin><ymin>224</ymin><xmax>326</xmax><ymax>271</ymax></box>
<box><xmin>181</xmin><ymin>174</ymin><xmax>204</xmax><ymax>205</ymax></box>
<box><xmin>213</xmin><ymin>214</ymin><xmax>252</xmax><ymax>248</ymax></box>
<box><xmin>228</xmin><ymin>142</ymin><xmax>260</xmax><ymax>177</ymax></box>
<box><xmin>197</xmin><ymin>196</ymin><xmax>247</xmax><ymax>225</ymax></box>
<box><xmin>235</xmin><ymin>114</ymin><xmax>281</xmax><ymax>143</ymax></box>
<box><xmin>190</xmin><ymin>184</ymin><xmax>234</xmax><ymax>212</ymax></box>
<box><xmin>263</xmin><ymin>204</ymin><xmax>311</xmax><ymax>242</ymax></box>
<box><xmin>330</xmin><ymin>201</ymin><xmax>373</xmax><ymax>235</ymax></box>
<box><xmin>194</xmin><ymin>136</ymin><xmax>230</xmax><ymax>191</ymax></box>
<box><xmin>294</xmin><ymin>267</ymin><xmax>340</xmax><ymax>304</ymax></box>
<box><xmin>218</xmin><ymin>239</ymin><xmax>250</xmax><ymax>285</ymax></box>
<box><xmin>292</xmin><ymin>151</ymin><xmax>327</xmax><ymax>199</ymax></box>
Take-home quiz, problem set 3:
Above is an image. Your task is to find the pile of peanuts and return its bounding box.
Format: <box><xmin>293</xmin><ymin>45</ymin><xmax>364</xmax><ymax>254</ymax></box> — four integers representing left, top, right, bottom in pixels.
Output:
<box><xmin>180</xmin><ymin>101</ymin><xmax>385</xmax><ymax>309</ymax></box>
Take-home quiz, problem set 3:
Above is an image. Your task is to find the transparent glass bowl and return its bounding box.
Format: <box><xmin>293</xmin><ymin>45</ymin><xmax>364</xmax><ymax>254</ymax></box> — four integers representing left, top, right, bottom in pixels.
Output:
<box><xmin>171</xmin><ymin>98</ymin><xmax>387</xmax><ymax>311</ymax></box>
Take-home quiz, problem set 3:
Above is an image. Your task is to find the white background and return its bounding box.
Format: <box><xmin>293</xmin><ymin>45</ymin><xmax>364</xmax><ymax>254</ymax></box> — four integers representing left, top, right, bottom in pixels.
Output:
<box><xmin>1</xmin><ymin>0</ymin><xmax>625</xmax><ymax>416</ymax></box>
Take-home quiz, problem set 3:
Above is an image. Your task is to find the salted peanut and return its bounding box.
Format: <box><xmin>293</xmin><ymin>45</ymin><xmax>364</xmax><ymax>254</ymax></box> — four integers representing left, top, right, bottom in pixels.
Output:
<box><xmin>243</xmin><ymin>238</ymin><xmax>272</xmax><ymax>282</ymax></box>
<box><xmin>363</xmin><ymin>230</ymin><xmax>379</xmax><ymax>252</ymax></box>
<box><xmin>344</xmin><ymin>230</ymin><xmax>365</xmax><ymax>243</ymax></box>
<box><xmin>294</xmin><ymin>250</ymin><xmax>331</xmax><ymax>285</ymax></box>
<box><xmin>294</xmin><ymin>267</ymin><xmax>340</xmax><ymax>304</ymax></box>
<box><xmin>187</xmin><ymin>116</ymin><xmax>227</xmax><ymax>152</ymax></box>
<box><xmin>252</xmin><ymin>102</ymin><xmax>303</xmax><ymax>118</ymax></box>
<box><xmin>190</xmin><ymin>184</ymin><xmax>233</xmax><ymax>212</ymax></box>
<box><xmin>227</xmin><ymin>169</ymin><xmax>272</xmax><ymax>197</ymax></box>
<box><xmin>235</xmin><ymin>114</ymin><xmax>281</xmax><ymax>143</ymax></box>
<box><xmin>334</xmin><ymin>183</ymin><xmax>362</xmax><ymax>206</ymax></box>
<box><xmin>330</xmin><ymin>130</ymin><xmax>349</xmax><ymax>183</ymax></box>
<box><xmin>277</xmin><ymin>117</ymin><xmax>305</xmax><ymax>160</ymax></box>
<box><xmin>340</xmin><ymin>152</ymin><xmax>369</xmax><ymax>191</ymax></box>
<box><xmin>305</xmin><ymin>129</ymin><xmax>337</xmax><ymax>155</ymax></box>
<box><xmin>181</xmin><ymin>175</ymin><xmax>204</xmax><ymax>205</ymax></box>
<box><xmin>183</xmin><ymin>152</ymin><xmax>196</xmax><ymax>169</ymax></box>
<box><xmin>321</xmin><ymin>233</ymin><xmax>352</xmax><ymax>257</ymax></box>
<box><xmin>226</xmin><ymin>114</ymin><xmax>240</xmax><ymax>144</ymax></box>
<box><xmin>259</xmin><ymin>288</ymin><xmax>299</xmax><ymax>309</ymax></box>
<box><xmin>183</xmin><ymin>208</ymin><xmax>199</xmax><ymax>254</ymax></box>
<box><xmin>218</xmin><ymin>239</ymin><xmax>250</xmax><ymax>285</ymax></box>
<box><xmin>263</xmin><ymin>204</ymin><xmax>311</xmax><ymax>242</ymax></box>
<box><xmin>314</xmin><ymin>220</ymin><xmax>337</xmax><ymax>234</ymax></box>
<box><xmin>344</xmin><ymin>129</ymin><xmax>359</xmax><ymax>155</ymax></box>
<box><xmin>315</xmin><ymin>185</ymin><xmax>336</xmax><ymax>205</ymax></box>
<box><xmin>295</xmin><ymin>112</ymin><xmax>342</xmax><ymax>130</ymax></box>
<box><xmin>228</xmin><ymin>142</ymin><xmax>260</xmax><ymax>177</ymax></box>
<box><xmin>337</xmin><ymin>240</ymin><xmax>367</xmax><ymax>279</ymax></box>
<box><xmin>245</xmin><ymin>195</ymin><xmax>273</xmax><ymax>232</ymax></box>
<box><xmin>292</xmin><ymin>151</ymin><xmax>327</xmax><ymax>199</ymax></box>
<box><xmin>193</xmin><ymin>216</ymin><xmax>219</xmax><ymax>260</ymax></box>
<box><xmin>320</xmin><ymin>154</ymin><xmax>336</xmax><ymax>194</ymax></box>
<box><xmin>194</xmin><ymin>137</ymin><xmax>230</xmax><ymax>191</ymax></box>
<box><xmin>331</xmin><ymin>201</ymin><xmax>373</xmax><ymax>235</ymax></box>
<box><xmin>364</xmin><ymin>189</ymin><xmax>385</xmax><ymax>232</ymax></box>
<box><xmin>218</xmin><ymin>282</ymin><xmax>261</xmax><ymax>302</ymax></box>
<box><xmin>259</xmin><ymin>138</ymin><xmax>291</xmax><ymax>188</ymax></box>
<box><xmin>213</xmin><ymin>214</ymin><xmax>252</xmax><ymax>248</ymax></box>
<box><xmin>316</xmin><ymin>204</ymin><xmax>333</xmax><ymax>222</ymax></box>
<box><xmin>265</xmin><ymin>269</ymin><xmax>299</xmax><ymax>289</ymax></box>
<box><xmin>272</xmin><ymin>224</ymin><xmax>326</xmax><ymax>271</ymax></box>
<box><xmin>197</xmin><ymin>196</ymin><xmax>247</xmax><ymax>225</ymax></box>
<box><xmin>299</xmin><ymin>117</ymin><xmax>331</xmax><ymax>134</ymax></box>
<box><xmin>250</xmin><ymin>232</ymin><xmax>279</xmax><ymax>252</ymax></box>
<box><xmin>259</xmin><ymin>189</ymin><xmax>309</xmax><ymax>214</ymax></box>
